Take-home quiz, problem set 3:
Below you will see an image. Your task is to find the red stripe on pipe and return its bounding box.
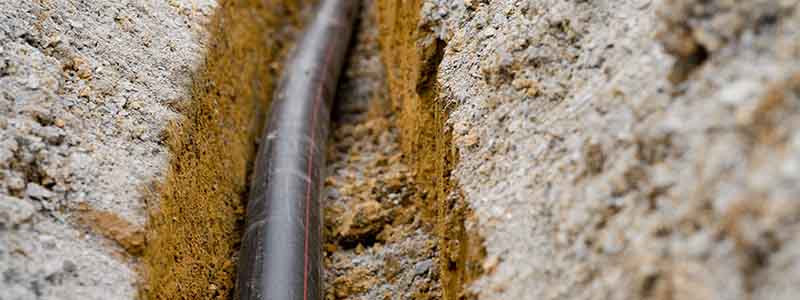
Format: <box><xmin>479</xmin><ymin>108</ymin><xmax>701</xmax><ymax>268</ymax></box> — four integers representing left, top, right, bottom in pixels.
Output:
<box><xmin>304</xmin><ymin>40</ymin><xmax>337</xmax><ymax>300</ymax></box>
<box><xmin>234</xmin><ymin>1</ymin><xmax>358</xmax><ymax>300</ymax></box>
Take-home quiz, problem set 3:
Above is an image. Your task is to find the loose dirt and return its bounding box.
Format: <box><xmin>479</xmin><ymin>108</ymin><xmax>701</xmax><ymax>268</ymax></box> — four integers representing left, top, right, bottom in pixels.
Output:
<box><xmin>323</xmin><ymin>2</ymin><xmax>442</xmax><ymax>299</ymax></box>
<box><xmin>383</xmin><ymin>1</ymin><xmax>800</xmax><ymax>300</ymax></box>
<box><xmin>5</xmin><ymin>1</ymin><xmax>800</xmax><ymax>300</ymax></box>
<box><xmin>140</xmin><ymin>1</ymin><xmax>311</xmax><ymax>299</ymax></box>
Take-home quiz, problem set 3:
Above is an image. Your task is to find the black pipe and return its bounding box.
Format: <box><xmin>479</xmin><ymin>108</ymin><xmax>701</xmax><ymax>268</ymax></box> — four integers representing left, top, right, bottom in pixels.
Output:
<box><xmin>234</xmin><ymin>1</ymin><xmax>358</xmax><ymax>300</ymax></box>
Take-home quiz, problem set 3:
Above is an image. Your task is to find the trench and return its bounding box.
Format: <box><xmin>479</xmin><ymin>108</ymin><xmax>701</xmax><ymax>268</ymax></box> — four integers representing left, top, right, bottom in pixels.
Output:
<box><xmin>375</xmin><ymin>0</ymin><xmax>486</xmax><ymax>298</ymax></box>
<box><xmin>140</xmin><ymin>1</ymin><xmax>311</xmax><ymax>299</ymax></box>
<box><xmin>324</xmin><ymin>1</ymin><xmax>485</xmax><ymax>299</ymax></box>
<box><xmin>321</xmin><ymin>1</ymin><xmax>443</xmax><ymax>299</ymax></box>
<box><xmin>140</xmin><ymin>1</ymin><xmax>484</xmax><ymax>299</ymax></box>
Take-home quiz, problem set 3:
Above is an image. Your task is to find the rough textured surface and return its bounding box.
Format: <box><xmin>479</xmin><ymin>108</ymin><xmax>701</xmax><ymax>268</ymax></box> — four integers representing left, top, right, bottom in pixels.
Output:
<box><xmin>1</xmin><ymin>1</ymin><xmax>214</xmax><ymax>299</ymax></box>
<box><xmin>5</xmin><ymin>0</ymin><xmax>800</xmax><ymax>299</ymax></box>
<box><xmin>376</xmin><ymin>1</ymin><xmax>485</xmax><ymax>298</ymax></box>
<box><xmin>323</xmin><ymin>2</ymin><xmax>441</xmax><ymax>299</ymax></box>
<box><xmin>140</xmin><ymin>0</ymin><xmax>311</xmax><ymax>299</ymax></box>
<box><xmin>393</xmin><ymin>0</ymin><xmax>800</xmax><ymax>299</ymax></box>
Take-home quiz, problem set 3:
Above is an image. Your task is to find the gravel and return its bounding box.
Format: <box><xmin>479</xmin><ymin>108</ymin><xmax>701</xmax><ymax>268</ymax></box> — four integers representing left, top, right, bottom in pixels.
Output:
<box><xmin>416</xmin><ymin>0</ymin><xmax>800</xmax><ymax>299</ymax></box>
<box><xmin>3</xmin><ymin>0</ymin><xmax>800</xmax><ymax>299</ymax></box>
<box><xmin>323</xmin><ymin>2</ymin><xmax>441</xmax><ymax>299</ymax></box>
<box><xmin>0</xmin><ymin>1</ymin><xmax>215</xmax><ymax>299</ymax></box>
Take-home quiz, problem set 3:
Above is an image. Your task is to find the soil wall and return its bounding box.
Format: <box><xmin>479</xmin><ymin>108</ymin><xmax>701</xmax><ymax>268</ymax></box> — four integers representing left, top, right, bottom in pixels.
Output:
<box><xmin>141</xmin><ymin>1</ymin><xmax>311</xmax><ymax>299</ymax></box>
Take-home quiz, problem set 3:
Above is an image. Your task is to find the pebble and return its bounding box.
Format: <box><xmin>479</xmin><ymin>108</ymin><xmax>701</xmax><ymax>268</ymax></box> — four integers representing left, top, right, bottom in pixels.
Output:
<box><xmin>482</xmin><ymin>255</ymin><xmax>500</xmax><ymax>273</ymax></box>
<box><xmin>718</xmin><ymin>79</ymin><xmax>761</xmax><ymax>105</ymax></box>
<box><xmin>414</xmin><ymin>259</ymin><xmax>433</xmax><ymax>276</ymax></box>
<box><xmin>63</xmin><ymin>260</ymin><xmax>77</xmax><ymax>273</ymax></box>
<box><xmin>464</xmin><ymin>0</ymin><xmax>476</xmax><ymax>9</ymax></box>
<box><xmin>26</xmin><ymin>183</ymin><xmax>55</xmax><ymax>200</ymax></box>
<box><xmin>0</xmin><ymin>147</ymin><xmax>13</xmax><ymax>168</ymax></box>
<box><xmin>0</xmin><ymin>195</ymin><xmax>36</xmax><ymax>226</ymax></box>
<box><xmin>7</xmin><ymin>173</ymin><xmax>27</xmax><ymax>192</ymax></box>
<box><xmin>36</xmin><ymin>126</ymin><xmax>65</xmax><ymax>145</ymax></box>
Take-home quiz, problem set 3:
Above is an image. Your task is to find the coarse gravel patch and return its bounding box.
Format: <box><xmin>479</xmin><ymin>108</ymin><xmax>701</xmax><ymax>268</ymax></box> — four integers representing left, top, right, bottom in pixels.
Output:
<box><xmin>323</xmin><ymin>2</ymin><xmax>442</xmax><ymax>299</ymax></box>
<box><xmin>411</xmin><ymin>0</ymin><xmax>800</xmax><ymax>299</ymax></box>
<box><xmin>1</xmin><ymin>1</ymin><xmax>215</xmax><ymax>299</ymax></box>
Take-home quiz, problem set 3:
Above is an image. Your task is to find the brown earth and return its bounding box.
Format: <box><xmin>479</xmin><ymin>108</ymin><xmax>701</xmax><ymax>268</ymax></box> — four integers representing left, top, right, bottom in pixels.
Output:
<box><xmin>9</xmin><ymin>1</ymin><xmax>798</xmax><ymax>300</ymax></box>
<box><xmin>376</xmin><ymin>1</ymin><xmax>485</xmax><ymax>299</ymax></box>
<box><xmin>322</xmin><ymin>2</ymin><xmax>442</xmax><ymax>299</ymax></box>
<box><xmin>140</xmin><ymin>1</ymin><xmax>311</xmax><ymax>299</ymax></box>
<box><xmin>400</xmin><ymin>1</ymin><xmax>800</xmax><ymax>300</ymax></box>
<box><xmin>78</xmin><ymin>204</ymin><xmax>146</xmax><ymax>256</ymax></box>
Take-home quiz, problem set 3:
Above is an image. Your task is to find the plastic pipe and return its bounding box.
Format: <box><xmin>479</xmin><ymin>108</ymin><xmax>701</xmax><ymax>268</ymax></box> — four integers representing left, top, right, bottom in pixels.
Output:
<box><xmin>234</xmin><ymin>1</ymin><xmax>358</xmax><ymax>299</ymax></box>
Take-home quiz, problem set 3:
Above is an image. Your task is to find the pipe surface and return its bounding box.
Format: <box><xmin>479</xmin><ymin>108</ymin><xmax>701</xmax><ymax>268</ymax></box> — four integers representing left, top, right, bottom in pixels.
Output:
<box><xmin>235</xmin><ymin>1</ymin><xmax>358</xmax><ymax>299</ymax></box>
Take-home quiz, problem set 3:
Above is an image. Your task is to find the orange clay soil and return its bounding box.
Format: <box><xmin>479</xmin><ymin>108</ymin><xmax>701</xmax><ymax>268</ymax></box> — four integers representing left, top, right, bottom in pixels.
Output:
<box><xmin>140</xmin><ymin>1</ymin><xmax>311</xmax><ymax>299</ymax></box>
<box><xmin>376</xmin><ymin>1</ymin><xmax>486</xmax><ymax>299</ymax></box>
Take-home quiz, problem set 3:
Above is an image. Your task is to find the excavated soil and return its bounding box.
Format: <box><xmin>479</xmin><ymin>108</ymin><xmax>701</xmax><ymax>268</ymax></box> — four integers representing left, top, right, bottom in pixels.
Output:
<box><xmin>322</xmin><ymin>2</ymin><xmax>441</xmax><ymax>299</ymax></box>
<box><xmin>389</xmin><ymin>1</ymin><xmax>800</xmax><ymax>300</ymax></box>
<box><xmin>6</xmin><ymin>1</ymin><xmax>800</xmax><ymax>300</ymax></box>
<box><xmin>376</xmin><ymin>1</ymin><xmax>486</xmax><ymax>299</ymax></box>
<box><xmin>140</xmin><ymin>1</ymin><xmax>311</xmax><ymax>299</ymax></box>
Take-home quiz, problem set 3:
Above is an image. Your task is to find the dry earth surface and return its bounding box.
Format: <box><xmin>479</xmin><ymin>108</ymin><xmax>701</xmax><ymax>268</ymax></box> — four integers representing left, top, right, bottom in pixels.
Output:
<box><xmin>323</xmin><ymin>2</ymin><xmax>441</xmax><ymax>299</ymax></box>
<box><xmin>3</xmin><ymin>0</ymin><xmax>800</xmax><ymax>300</ymax></box>
<box><xmin>413</xmin><ymin>0</ymin><xmax>800</xmax><ymax>299</ymax></box>
<box><xmin>1</xmin><ymin>0</ymin><xmax>215</xmax><ymax>299</ymax></box>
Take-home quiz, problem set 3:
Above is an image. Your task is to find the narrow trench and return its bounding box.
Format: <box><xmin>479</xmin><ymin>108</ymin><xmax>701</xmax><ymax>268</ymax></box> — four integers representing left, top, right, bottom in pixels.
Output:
<box><xmin>140</xmin><ymin>1</ymin><xmax>311</xmax><ymax>299</ymax></box>
<box><xmin>142</xmin><ymin>0</ymin><xmax>482</xmax><ymax>299</ymax></box>
<box><xmin>322</xmin><ymin>1</ymin><xmax>442</xmax><ymax>299</ymax></box>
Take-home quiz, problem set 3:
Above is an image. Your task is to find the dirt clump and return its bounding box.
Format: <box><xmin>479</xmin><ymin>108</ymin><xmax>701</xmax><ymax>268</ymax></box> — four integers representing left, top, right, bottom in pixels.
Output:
<box><xmin>78</xmin><ymin>205</ymin><xmax>146</xmax><ymax>256</ymax></box>
<box><xmin>335</xmin><ymin>199</ymin><xmax>389</xmax><ymax>246</ymax></box>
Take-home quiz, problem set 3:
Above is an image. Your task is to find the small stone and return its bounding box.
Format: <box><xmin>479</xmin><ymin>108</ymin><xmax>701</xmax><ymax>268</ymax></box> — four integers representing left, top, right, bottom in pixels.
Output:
<box><xmin>0</xmin><ymin>148</ymin><xmax>13</xmax><ymax>168</ymax></box>
<box><xmin>414</xmin><ymin>259</ymin><xmax>433</xmax><ymax>276</ymax></box>
<box><xmin>79</xmin><ymin>86</ymin><xmax>91</xmax><ymax>98</ymax></box>
<box><xmin>127</xmin><ymin>100</ymin><xmax>142</xmax><ymax>110</ymax></box>
<box><xmin>464</xmin><ymin>0</ymin><xmax>476</xmax><ymax>9</ymax></box>
<box><xmin>459</xmin><ymin>128</ymin><xmax>480</xmax><ymax>147</ymax></box>
<box><xmin>583</xmin><ymin>140</ymin><xmax>605</xmax><ymax>174</ymax></box>
<box><xmin>24</xmin><ymin>106</ymin><xmax>55</xmax><ymax>125</ymax></box>
<box><xmin>26</xmin><ymin>183</ymin><xmax>56</xmax><ymax>200</ymax></box>
<box><xmin>0</xmin><ymin>196</ymin><xmax>36</xmax><ymax>226</ymax></box>
<box><xmin>72</xmin><ymin>57</ymin><xmax>92</xmax><ymax>79</ymax></box>
<box><xmin>7</xmin><ymin>173</ymin><xmax>26</xmax><ymax>192</ymax></box>
<box><xmin>511</xmin><ymin>78</ymin><xmax>540</xmax><ymax>97</ymax></box>
<box><xmin>62</xmin><ymin>260</ymin><xmax>77</xmax><ymax>273</ymax></box>
<box><xmin>482</xmin><ymin>255</ymin><xmax>501</xmax><ymax>274</ymax></box>
<box><xmin>38</xmin><ymin>126</ymin><xmax>65</xmax><ymax>145</ymax></box>
<box><xmin>54</xmin><ymin>119</ymin><xmax>65</xmax><ymax>128</ymax></box>
<box><xmin>384</xmin><ymin>255</ymin><xmax>401</xmax><ymax>280</ymax></box>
